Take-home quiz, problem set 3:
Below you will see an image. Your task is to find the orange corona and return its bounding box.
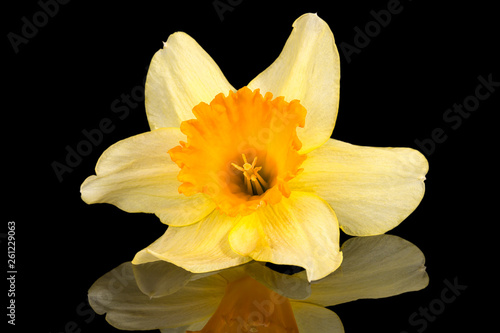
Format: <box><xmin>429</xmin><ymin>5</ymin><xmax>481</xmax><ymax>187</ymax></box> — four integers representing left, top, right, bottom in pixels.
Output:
<box><xmin>169</xmin><ymin>87</ymin><xmax>307</xmax><ymax>216</ymax></box>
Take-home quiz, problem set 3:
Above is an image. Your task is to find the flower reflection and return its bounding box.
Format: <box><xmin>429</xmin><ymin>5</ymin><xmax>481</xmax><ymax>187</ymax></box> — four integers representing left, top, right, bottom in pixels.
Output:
<box><xmin>88</xmin><ymin>235</ymin><xmax>428</xmax><ymax>332</ymax></box>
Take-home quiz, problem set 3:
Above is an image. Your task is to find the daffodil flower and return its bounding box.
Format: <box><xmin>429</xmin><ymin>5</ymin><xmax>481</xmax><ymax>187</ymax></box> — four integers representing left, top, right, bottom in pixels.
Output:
<box><xmin>81</xmin><ymin>13</ymin><xmax>428</xmax><ymax>281</ymax></box>
<box><xmin>88</xmin><ymin>235</ymin><xmax>429</xmax><ymax>333</ymax></box>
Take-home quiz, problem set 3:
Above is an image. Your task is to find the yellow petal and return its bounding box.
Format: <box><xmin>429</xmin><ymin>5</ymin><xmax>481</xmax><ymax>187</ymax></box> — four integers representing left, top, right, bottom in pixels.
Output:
<box><xmin>132</xmin><ymin>210</ymin><xmax>252</xmax><ymax>273</ymax></box>
<box><xmin>304</xmin><ymin>235</ymin><xmax>429</xmax><ymax>306</ymax></box>
<box><xmin>145</xmin><ymin>32</ymin><xmax>235</xmax><ymax>130</ymax></box>
<box><xmin>88</xmin><ymin>262</ymin><xmax>226</xmax><ymax>331</ymax></box>
<box><xmin>248</xmin><ymin>13</ymin><xmax>340</xmax><ymax>154</ymax></box>
<box><xmin>290</xmin><ymin>139</ymin><xmax>428</xmax><ymax>236</ymax></box>
<box><xmin>290</xmin><ymin>302</ymin><xmax>344</xmax><ymax>333</ymax></box>
<box><xmin>80</xmin><ymin>128</ymin><xmax>216</xmax><ymax>226</ymax></box>
<box><xmin>228</xmin><ymin>191</ymin><xmax>343</xmax><ymax>282</ymax></box>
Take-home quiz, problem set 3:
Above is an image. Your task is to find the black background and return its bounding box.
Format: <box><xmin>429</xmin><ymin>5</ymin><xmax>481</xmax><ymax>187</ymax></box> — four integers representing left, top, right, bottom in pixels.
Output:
<box><xmin>5</xmin><ymin>0</ymin><xmax>497</xmax><ymax>332</ymax></box>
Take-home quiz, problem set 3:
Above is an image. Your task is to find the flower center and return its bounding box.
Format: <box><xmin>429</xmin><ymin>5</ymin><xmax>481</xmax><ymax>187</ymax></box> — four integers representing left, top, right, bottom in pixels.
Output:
<box><xmin>231</xmin><ymin>154</ymin><xmax>268</xmax><ymax>195</ymax></box>
<box><xmin>168</xmin><ymin>87</ymin><xmax>307</xmax><ymax>217</ymax></box>
<box><xmin>187</xmin><ymin>276</ymin><xmax>299</xmax><ymax>333</ymax></box>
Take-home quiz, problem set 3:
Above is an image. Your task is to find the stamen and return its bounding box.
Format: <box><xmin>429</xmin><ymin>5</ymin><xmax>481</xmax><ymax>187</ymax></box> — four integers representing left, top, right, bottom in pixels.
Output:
<box><xmin>244</xmin><ymin>175</ymin><xmax>253</xmax><ymax>194</ymax></box>
<box><xmin>252</xmin><ymin>178</ymin><xmax>264</xmax><ymax>195</ymax></box>
<box><xmin>232</xmin><ymin>154</ymin><xmax>268</xmax><ymax>195</ymax></box>
<box><xmin>255</xmin><ymin>172</ymin><xmax>269</xmax><ymax>189</ymax></box>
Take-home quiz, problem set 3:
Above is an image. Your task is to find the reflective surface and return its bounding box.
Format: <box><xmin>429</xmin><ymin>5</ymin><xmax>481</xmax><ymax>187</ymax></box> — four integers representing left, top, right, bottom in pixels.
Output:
<box><xmin>89</xmin><ymin>235</ymin><xmax>428</xmax><ymax>332</ymax></box>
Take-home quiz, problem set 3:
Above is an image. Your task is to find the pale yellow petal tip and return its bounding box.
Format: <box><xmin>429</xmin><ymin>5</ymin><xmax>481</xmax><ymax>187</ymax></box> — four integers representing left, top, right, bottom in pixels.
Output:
<box><xmin>131</xmin><ymin>248</ymin><xmax>156</xmax><ymax>266</ymax></box>
<box><xmin>416</xmin><ymin>149</ymin><xmax>430</xmax><ymax>174</ymax></box>
<box><xmin>292</xmin><ymin>12</ymin><xmax>332</xmax><ymax>35</ymax></box>
<box><xmin>308</xmin><ymin>251</ymin><xmax>343</xmax><ymax>282</ymax></box>
<box><xmin>415</xmin><ymin>151</ymin><xmax>429</xmax><ymax>182</ymax></box>
<box><xmin>161</xmin><ymin>31</ymin><xmax>189</xmax><ymax>49</ymax></box>
<box><xmin>398</xmin><ymin>146</ymin><xmax>430</xmax><ymax>181</ymax></box>
<box><xmin>80</xmin><ymin>175</ymin><xmax>97</xmax><ymax>204</ymax></box>
<box><xmin>294</xmin><ymin>12</ymin><xmax>323</xmax><ymax>24</ymax></box>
